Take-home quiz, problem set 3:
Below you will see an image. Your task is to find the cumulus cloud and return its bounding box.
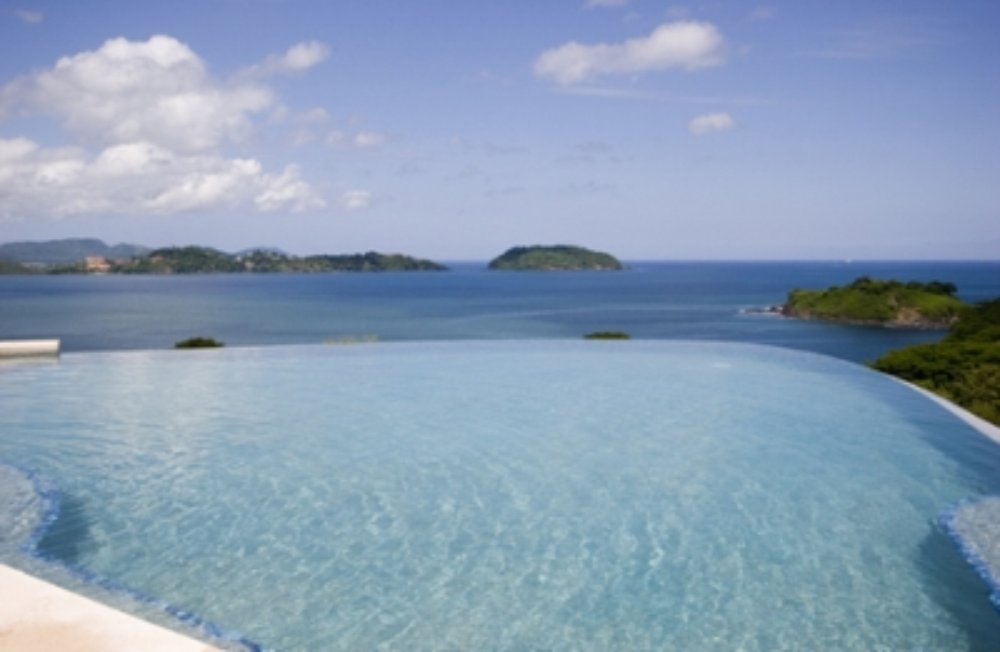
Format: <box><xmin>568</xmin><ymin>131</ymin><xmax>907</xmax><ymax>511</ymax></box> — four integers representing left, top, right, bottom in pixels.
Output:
<box><xmin>688</xmin><ymin>112</ymin><xmax>734</xmax><ymax>135</ymax></box>
<box><xmin>0</xmin><ymin>136</ymin><xmax>322</xmax><ymax>218</ymax></box>
<box><xmin>0</xmin><ymin>35</ymin><xmax>326</xmax><ymax>218</ymax></box>
<box><xmin>340</xmin><ymin>189</ymin><xmax>371</xmax><ymax>211</ymax></box>
<box><xmin>534</xmin><ymin>21</ymin><xmax>725</xmax><ymax>85</ymax></box>
<box><xmin>1</xmin><ymin>35</ymin><xmax>272</xmax><ymax>153</ymax></box>
<box><xmin>15</xmin><ymin>9</ymin><xmax>43</xmax><ymax>24</ymax></box>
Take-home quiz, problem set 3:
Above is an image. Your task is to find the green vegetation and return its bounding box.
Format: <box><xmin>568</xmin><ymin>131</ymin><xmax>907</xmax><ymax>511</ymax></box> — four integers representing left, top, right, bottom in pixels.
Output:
<box><xmin>872</xmin><ymin>298</ymin><xmax>1000</xmax><ymax>426</ymax></box>
<box><xmin>0</xmin><ymin>260</ymin><xmax>39</xmax><ymax>275</ymax></box>
<box><xmin>115</xmin><ymin>247</ymin><xmax>241</xmax><ymax>273</ymax></box>
<box><xmin>488</xmin><ymin>245</ymin><xmax>623</xmax><ymax>271</ymax></box>
<box><xmin>174</xmin><ymin>336</ymin><xmax>225</xmax><ymax>349</ymax></box>
<box><xmin>108</xmin><ymin>247</ymin><xmax>446</xmax><ymax>274</ymax></box>
<box><xmin>296</xmin><ymin>252</ymin><xmax>446</xmax><ymax>272</ymax></box>
<box><xmin>783</xmin><ymin>277</ymin><xmax>965</xmax><ymax>328</ymax></box>
<box><xmin>583</xmin><ymin>331</ymin><xmax>631</xmax><ymax>340</ymax></box>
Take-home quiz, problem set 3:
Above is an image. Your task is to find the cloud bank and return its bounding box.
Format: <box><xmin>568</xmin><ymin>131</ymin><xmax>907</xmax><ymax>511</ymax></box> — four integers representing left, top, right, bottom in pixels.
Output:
<box><xmin>0</xmin><ymin>35</ymin><xmax>325</xmax><ymax>219</ymax></box>
<box><xmin>534</xmin><ymin>21</ymin><xmax>725</xmax><ymax>85</ymax></box>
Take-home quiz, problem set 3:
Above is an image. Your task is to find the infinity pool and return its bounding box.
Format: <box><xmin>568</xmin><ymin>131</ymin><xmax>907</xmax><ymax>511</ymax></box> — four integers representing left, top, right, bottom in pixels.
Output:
<box><xmin>2</xmin><ymin>341</ymin><xmax>999</xmax><ymax>650</ymax></box>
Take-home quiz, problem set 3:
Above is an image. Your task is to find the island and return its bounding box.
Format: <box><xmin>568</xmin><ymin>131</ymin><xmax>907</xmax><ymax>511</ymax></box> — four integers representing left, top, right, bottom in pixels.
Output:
<box><xmin>487</xmin><ymin>245</ymin><xmax>623</xmax><ymax>271</ymax></box>
<box><xmin>0</xmin><ymin>239</ymin><xmax>447</xmax><ymax>274</ymax></box>
<box><xmin>871</xmin><ymin>297</ymin><xmax>1000</xmax><ymax>426</ymax></box>
<box><xmin>782</xmin><ymin>277</ymin><xmax>966</xmax><ymax>329</ymax></box>
<box><xmin>106</xmin><ymin>247</ymin><xmax>447</xmax><ymax>274</ymax></box>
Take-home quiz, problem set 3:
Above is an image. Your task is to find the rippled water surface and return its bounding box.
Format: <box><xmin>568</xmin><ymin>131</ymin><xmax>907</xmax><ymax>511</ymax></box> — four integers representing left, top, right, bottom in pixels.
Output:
<box><xmin>2</xmin><ymin>341</ymin><xmax>1000</xmax><ymax>650</ymax></box>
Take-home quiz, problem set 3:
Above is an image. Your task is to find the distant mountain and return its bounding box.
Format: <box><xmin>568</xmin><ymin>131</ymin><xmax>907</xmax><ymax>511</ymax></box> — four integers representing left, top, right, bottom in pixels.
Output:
<box><xmin>0</xmin><ymin>238</ymin><xmax>150</xmax><ymax>265</ymax></box>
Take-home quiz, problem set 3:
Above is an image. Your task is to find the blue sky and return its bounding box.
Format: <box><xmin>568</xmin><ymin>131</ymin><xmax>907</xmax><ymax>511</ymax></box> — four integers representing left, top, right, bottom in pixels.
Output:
<box><xmin>1</xmin><ymin>0</ymin><xmax>997</xmax><ymax>259</ymax></box>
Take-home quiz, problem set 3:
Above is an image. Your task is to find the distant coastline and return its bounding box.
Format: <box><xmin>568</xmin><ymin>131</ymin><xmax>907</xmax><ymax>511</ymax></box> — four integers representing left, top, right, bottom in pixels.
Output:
<box><xmin>0</xmin><ymin>239</ymin><xmax>447</xmax><ymax>274</ymax></box>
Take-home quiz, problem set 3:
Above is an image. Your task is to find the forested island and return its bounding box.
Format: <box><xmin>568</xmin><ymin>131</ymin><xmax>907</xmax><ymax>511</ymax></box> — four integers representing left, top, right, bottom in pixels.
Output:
<box><xmin>488</xmin><ymin>245</ymin><xmax>623</xmax><ymax>271</ymax></box>
<box><xmin>0</xmin><ymin>239</ymin><xmax>446</xmax><ymax>274</ymax></box>
<box><xmin>872</xmin><ymin>298</ymin><xmax>1000</xmax><ymax>426</ymax></box>
<box><xmin>783</xmin><ymin>277</ymin><xmax>965</xmax><ymax>328</ymax></box>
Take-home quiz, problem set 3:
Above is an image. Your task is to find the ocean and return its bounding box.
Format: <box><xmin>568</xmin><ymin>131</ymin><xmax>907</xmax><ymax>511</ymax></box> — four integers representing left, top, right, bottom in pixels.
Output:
<box><xmin>1</xmin><ymin>260</ymin><xmax>998</xmax><ymax>361</ymax></box>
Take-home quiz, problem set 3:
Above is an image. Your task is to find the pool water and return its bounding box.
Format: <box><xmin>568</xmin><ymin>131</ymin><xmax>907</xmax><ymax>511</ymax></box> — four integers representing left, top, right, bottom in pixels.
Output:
<box><xmin>2</xmin><ymin>341</ymin><xmax>1000</xmax><ymax>650</ymax></box>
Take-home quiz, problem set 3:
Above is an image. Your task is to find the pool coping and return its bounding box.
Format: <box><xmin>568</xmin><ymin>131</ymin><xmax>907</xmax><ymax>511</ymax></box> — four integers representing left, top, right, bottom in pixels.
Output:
<box><xmin>0</xmin><ymin>564</ymin><xmax>220</xmax><ymax>651</ymax></box>
<box><xmin>894</xmin><ymin>378</ymin><xmax>1000</xmax><ymax>446</ymax></box>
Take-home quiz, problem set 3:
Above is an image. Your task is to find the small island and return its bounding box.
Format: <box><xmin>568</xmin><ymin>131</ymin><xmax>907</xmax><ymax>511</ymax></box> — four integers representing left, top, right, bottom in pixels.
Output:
<box><xmin>782</xmin><ymin>277</ymin><xmax>966</xmax><ymax>329</ymax></box>
<box><xmin>487</xmin><ymin>245</ymin><xmax>623</xmax><ymax>271</ymax></box>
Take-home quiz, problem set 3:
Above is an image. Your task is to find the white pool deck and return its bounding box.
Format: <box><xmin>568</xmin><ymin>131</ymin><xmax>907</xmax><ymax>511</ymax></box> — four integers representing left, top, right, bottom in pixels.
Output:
<box><xmin>0</xmin><ymin>340</ymin><xmax>60</xmax><ymax>359</ymax></box>
<box><xmin>0</xmin><ymin>565</ymin><xmax>218</xmax><ymax>652</ymax></box>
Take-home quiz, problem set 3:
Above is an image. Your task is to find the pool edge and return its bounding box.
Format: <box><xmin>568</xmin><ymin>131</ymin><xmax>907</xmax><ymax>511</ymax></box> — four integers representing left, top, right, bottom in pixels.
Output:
<box><xmin>0</xmin><ymin>563</ymin><xmax>220</xmax><ymax>651</ymax></box>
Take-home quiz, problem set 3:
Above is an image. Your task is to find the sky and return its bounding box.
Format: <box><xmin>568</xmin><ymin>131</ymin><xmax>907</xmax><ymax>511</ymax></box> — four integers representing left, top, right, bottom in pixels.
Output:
<box><xmin>0</xmin><ymin>0</ymin><xmax>998</xmax><ymax>260</ymax></box>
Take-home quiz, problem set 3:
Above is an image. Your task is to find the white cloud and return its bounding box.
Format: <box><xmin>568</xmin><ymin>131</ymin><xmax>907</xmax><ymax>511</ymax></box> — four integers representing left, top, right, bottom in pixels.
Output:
<box><xmin>327</xmin><ymin>129</ymin><xmax>388</xmax><ymax>150</ymax></box>
<box><xmin>254</xmin><ymin>165</ymin><xmax>323</xmax><ymax>212</ymax></box>
<box><xmin>340</xmin><ymin>189</ymin><xmax>371</xmax><ymax>211</ymax></box>
<box><xmin>300</xmin><ymin>107</ymin><xmax>330</xmax><ymax>123</ymax></box>
<box><xmin>353</xmin><ymin>131</ymin><xmax>386</xmax><ymax>149</ymax></box>
<box><xmin>688</xmin><ymin>112</ymin><xmax>734</xmax><ymax>135</ymax></box>
<box><xmin>1</xmin><ymin>35</ymin><xmax>273</xmax><ymax>153</ymax></box>
<box><xmin>0</xmin><ymin>36</ymin><xmax>328</xmax><ymax>218</ymax></box>
<box><xmin>534</xmin><ymin>21</ymin><xmax>725</xmax><ymax>85</ymax></box>
<box><xmin>0</xmin><ymin>137</ymin><xmax>323</xmax><ymax>217</ymax></box>
<box><xmin>252</xmin><ymin>41</ymin><xmax>331</xmax><ymax>77</ymax></box>
<box><xmin>15</xmin><ymin>9</ymin><xmax>43</xmax><ymax>24</ymax></box>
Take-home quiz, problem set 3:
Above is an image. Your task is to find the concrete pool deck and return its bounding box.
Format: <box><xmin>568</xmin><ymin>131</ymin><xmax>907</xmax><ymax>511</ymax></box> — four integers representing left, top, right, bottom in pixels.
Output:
<box><xmin>0</xmin><ymin>565</ymin><xmax>218</xmax><ymax>652</ymax></box>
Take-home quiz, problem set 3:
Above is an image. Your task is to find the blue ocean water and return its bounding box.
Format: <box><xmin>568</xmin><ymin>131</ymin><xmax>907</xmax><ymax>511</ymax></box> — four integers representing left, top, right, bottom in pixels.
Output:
<box><xmin>2</xmin><ymin>341</ymin><xmax>1000</xmax><ymax>650</ymax></box>
<box><xmin>1</xmin><ymin>261</ymin><xmax>998</xmax><ymax>361</ymax></box>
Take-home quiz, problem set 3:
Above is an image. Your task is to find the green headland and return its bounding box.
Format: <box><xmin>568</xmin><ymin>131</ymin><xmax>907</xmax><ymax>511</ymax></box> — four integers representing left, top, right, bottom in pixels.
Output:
<box><xmin>783</xmin><ymin>276</ymin><xmax>965</xmax><ymax>329</ymax></box>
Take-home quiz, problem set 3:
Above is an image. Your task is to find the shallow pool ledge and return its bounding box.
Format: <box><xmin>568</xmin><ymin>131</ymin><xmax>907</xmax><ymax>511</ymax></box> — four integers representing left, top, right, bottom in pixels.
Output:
<box><xmin>0</xmin><ymin>564</ymin><xmax>219</xmax><ymax>652</ymax></box>
<box><xmin>0</xmin><ymin>340</ymin><xmax>60</xmax><ymax>359</ymax></box>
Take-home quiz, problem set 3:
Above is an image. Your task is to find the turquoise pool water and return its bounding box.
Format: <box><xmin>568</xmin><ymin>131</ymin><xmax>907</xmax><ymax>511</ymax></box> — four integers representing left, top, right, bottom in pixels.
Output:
<box><xmin>2</xmin><ymin>341</ymin><xmax>1000</xmax><ymax>650</ymax></box>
